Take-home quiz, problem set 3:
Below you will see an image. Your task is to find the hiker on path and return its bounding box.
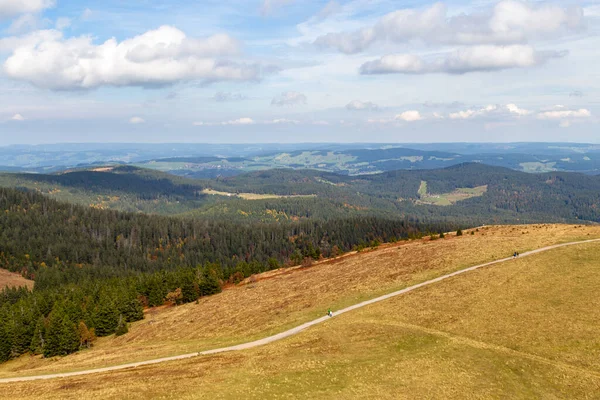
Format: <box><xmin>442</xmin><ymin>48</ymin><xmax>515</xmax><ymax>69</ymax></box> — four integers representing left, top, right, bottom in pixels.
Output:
<box><xmin>327</xmin><ymin>308</ymin><xmax>333</xmax><ymax>317</ymax></box>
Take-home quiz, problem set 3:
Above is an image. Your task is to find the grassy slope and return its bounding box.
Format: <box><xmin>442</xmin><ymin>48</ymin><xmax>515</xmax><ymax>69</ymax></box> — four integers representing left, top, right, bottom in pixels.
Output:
<box><xmin>2</xmin><ymin>226</ymin><xmax>600</xmax><ymax>398</ymax></box>
<box><xmin>0</xmin><ymin>224</ymin><xmax>599</xmax><ymax>382</ymax></box>
<box><xmin>0</xmin><ymin>269</ymin><xmax>33</xmax><ymax>290</ymax></box>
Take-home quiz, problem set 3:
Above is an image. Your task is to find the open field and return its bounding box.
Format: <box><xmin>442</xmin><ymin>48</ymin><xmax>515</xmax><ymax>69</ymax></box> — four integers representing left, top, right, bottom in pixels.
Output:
<box><xmin>0</xmin><ymin>224</ymin><xmax>599</xmax><ymax>382</ymax></box>
<box><xmin>1</xmin><ymin>229</ymin><xmax>600</xmax><ymax>398</ymax></box>
<box><xmin>417</xmin><ymin>181</ymin><xmax>488</xmax><ymax>206</ymax></box>
<box><xmin>0</xmin><ymin>269</ymin><xmax>33</xmax><ymax>290</ymax></box>
<box><xmin>201</xmin><ymin>188</ymin><xmax>316</xmax><ymax>200</ymax></box>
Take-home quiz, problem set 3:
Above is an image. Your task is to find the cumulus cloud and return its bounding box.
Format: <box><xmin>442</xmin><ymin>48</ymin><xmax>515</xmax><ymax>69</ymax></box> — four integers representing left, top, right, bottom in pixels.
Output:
<box><xmin>129</xmin><ymin>117</ymin><xmax>145</xmax><ymax>124</ymax></box>
<box><xmin>360</xmin><ymin>45</ymin><xmax>566</xmax><ymax>75</ymax></box>
<box><xmin>395</xmin><ymin>110</ymin><xmax>423</xmax><ymax>122</ymax></box>
<box><xmin>3</xmin><ymin>26</ymin><xmax>263</xmax><ymax>90</ymax></box>
<box><xmin>0</xmin><ymin>0</ymin><xmax>55</xmax><ymax>18</ymax></box>
<box><xmin>213</xmin><ymin>92</ymin><xmax>248</xmax><ymax>102</ymax></box>
<box><xmin>506</xmin><ymin>103</ymin><xmax>531</xmax><ymax>116</ymax></box>
<box><xmin>261</xmin><ymin>0</ymin><xmax>294</xmax><ymax>16</ymax></box>
<box><xmin>537</xmin><ymin>108</ymin><xmax>591</xmax><ymax>119</ymax></box>
<box><xmin>10</xmin><ymin>113</ymin><xmax>25</xmax><ymax>121</ymax></box>
<box><xmin>449</xmin><ymin>104</ymin><xmax>499</xmax><ymax>119</ymax></box>
<box><xmin>315</xmin><ymin>1</ymin><xmax>584</xmax><ymax>54</ymax></box>
<box><xmin>271</xmin><ymin>91</ymin><xmax>307</xmax><ymax>106</ymax></box>
<box><xmin>346</xmin><ymin>100</ymin><xmax>378</xmax><ymax>111</ymax></box>
<box><xmin>0</xmin><ymin>29</ymin><xmax>62</xmax><ymax>52</ymax></box>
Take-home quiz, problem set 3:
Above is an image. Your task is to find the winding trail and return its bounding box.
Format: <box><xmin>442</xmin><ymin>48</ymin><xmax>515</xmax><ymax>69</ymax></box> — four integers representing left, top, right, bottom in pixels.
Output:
<box><xmin>2</xmin><ymin>238</ymin><xmax>600</xmax><ymax>384</ymax></box>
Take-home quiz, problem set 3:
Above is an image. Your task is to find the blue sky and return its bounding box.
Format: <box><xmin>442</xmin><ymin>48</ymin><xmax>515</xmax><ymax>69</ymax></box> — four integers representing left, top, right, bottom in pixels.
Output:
<box><xmin>0</xmin><ymin>0</ymin><xmax>598</xmax><ymax>144</ymax></box>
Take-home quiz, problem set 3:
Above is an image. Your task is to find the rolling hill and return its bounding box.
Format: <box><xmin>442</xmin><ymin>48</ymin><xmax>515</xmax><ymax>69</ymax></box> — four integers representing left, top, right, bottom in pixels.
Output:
<box><xmin>1</xmin><ymin>224</ymin><xmax>599</xmax><ymax>399</ymax></box>
<box><xmin>2</xmin><ymin>163</ymin><xmax>600</xmax><ymax>225</ymax></box>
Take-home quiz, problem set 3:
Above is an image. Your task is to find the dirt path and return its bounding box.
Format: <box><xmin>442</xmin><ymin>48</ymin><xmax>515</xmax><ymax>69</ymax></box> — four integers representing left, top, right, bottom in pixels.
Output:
<box><xmin>2</xmin><ymin>238</ymin><xmax>599</xmax><ymax>384</ymax></box>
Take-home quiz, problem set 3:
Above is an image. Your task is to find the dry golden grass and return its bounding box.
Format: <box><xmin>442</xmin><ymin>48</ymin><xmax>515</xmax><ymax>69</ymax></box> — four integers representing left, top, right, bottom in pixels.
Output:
<box><xmin>0</xmin><ymin>225</ymin><xmax>599</xmax><ymax>379</ymax></box>
<box><xmin>2</xmin><ymin>231</ymin><xmax>600</xmax><ymax>399</ymax></box>
<box><xmin>0</xmin><ymin>268</ymin><xmax>33</xmax><ymax>290</ymax></box>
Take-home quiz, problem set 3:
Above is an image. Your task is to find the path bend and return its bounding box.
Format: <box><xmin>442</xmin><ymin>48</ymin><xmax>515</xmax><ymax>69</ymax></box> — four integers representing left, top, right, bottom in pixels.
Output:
<box><xmin>2</xmin><ymin>238</ymin><xmax>599</xmax><ymax>384</ymax></box>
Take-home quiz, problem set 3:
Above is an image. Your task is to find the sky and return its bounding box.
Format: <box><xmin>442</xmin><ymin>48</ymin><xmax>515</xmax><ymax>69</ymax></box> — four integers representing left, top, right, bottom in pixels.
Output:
<box><xmin>0</xmin><ymin>0</ymin><xmax>598</xmax><ymax>144</ymax></box>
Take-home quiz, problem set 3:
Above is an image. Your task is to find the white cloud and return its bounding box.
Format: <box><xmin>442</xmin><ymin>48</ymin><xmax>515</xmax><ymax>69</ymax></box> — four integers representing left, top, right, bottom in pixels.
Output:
<box><xmin>449</xmin><ymin>104</ymin><xmax>498</xmax><ymax>119</ymax></box>
<box><xmin>395</xmin><ymin>110</ymin><xmax>423</xmax><ymax>122</ymax></box>
<box><xmin>360</xmin><ymin>45</ymin><xmax>566</xmax><ymax>75</ymax></box>
<box><xmin>315</xmin><ymin>1</ymin><xmax>584</xmax><ymax>54</ymax></box>
<box><xmin>346</xmin><ymin>100</ymin><xmax>378</xmax><ymax>111</ymax></box>
<box><xmin>10</xmin><ymin>113</ymin><xmax>25</xmax><ymax>121</ymax></box>
<box><xmin>4</xmin><ymin>26</ymin><xmax>263</xmax><ymax>90</ymax></box>
<box><xmin>55</xmin><ymin>17</ymin><xmax>71</xmax><ymax>30</ymax></box>
<box><xmin>271</xmin><ymin>91</ymin><xmax>307</xmax><ymax>106</ymax></box>
<box><xmin>0</xmin><ymin>29</ymin><xmax>62</xmax><ymax>52</ymax></box>
<box><xmin>267</xmin><ymin>118</ymin><xmax>300</xmax><ymax>124</ymax></box>
<box><xmin>0</xmin><ymin>0</ymin><xmax>55</xmax><ymax>18</ymax></box>
<box><xmin>194</xmin><ymin>117</ymin><xmax>255</xmax><ymax>126</ymax></box>
<box><xmin>261</xmin><ymin>0</ymin><xmax>294</xmax><ymax>16</ymax></box>
<box><xmin>506</xmin><ymin>103</ymin><xmax>531</xmax><ymax>116</ymax></box>
<box><xmin>129</xmin><ymin>116</ymin><xmax>145</xmax><ymax>124</ymax></box>
<box><xmin>537</xmin><ymin>109</ymin><xmax>591</xmax><ymax>119</ymax></box>
<box><xmin>7</xmin><ymin>13</ymin><xmax>41</xmax><ymax>34</ymax></box>
<box><xmin>559</xmin><ymin>120</ymin><xmax>571</xmax><ymax>128</ymax></box>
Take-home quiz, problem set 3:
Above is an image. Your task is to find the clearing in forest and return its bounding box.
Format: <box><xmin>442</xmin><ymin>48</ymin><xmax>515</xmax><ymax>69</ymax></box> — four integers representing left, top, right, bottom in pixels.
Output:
<box><xmin>417</xmin><ymin>181</ymin><xmax>487</xmax><ymax>206</ymax></box>
<box><xmin>0</xmin><ymin>269</ymin><xmax>33</xmax><ymax>290</ymax></box>
<box><xmin>201</xmin><ymin>188</ymin><xmax>316</xmax><ymax>200</ymax></box>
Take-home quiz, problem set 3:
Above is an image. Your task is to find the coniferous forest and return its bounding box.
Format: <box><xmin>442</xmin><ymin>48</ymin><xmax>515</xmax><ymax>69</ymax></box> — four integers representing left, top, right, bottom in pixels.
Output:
<box><xmin>0</xmin><ymin>187</ymin><xmax>455</xmax><ymax>361</ymax></box>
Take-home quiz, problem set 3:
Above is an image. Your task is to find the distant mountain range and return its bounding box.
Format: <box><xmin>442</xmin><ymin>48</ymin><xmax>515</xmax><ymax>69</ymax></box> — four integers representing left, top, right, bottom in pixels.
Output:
<box><xmin>2</xmin><ymin>143</ymin><xmax>599</xmax><ymax>176</ymax></box>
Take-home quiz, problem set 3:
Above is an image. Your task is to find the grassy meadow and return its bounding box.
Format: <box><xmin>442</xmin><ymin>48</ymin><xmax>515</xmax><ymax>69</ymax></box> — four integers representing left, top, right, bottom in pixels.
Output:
<box><xmin>1</xmin><ymin>224</ymin><xmax>600</xmax><ymax>398</ymax></box>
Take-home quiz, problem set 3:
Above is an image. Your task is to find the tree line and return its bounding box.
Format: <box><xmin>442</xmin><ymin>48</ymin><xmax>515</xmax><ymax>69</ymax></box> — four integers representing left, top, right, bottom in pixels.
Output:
<box><xmin>0</xmin><ymin>187</ymin><xmax>456</xmax><ymax>362</ymax></box>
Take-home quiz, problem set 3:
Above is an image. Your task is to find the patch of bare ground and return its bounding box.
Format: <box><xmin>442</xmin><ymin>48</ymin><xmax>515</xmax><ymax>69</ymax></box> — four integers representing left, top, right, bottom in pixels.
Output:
<box><xmin>0</xmin><ymin>268</ymin><xmax>33</xmax><ymax>290</ymax></box>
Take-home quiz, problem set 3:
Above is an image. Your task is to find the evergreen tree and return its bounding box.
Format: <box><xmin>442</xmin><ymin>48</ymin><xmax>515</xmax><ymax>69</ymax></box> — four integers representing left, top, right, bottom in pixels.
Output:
<box><xmin>114</xmin><ymin>315</ymin><xmax>129</xmax><ymax>337</ymax></box>
<box><xmin>93</xmin><ymin>298</ymin><xmax>119</xmax><ymax>337</ymax></box>
<box><xmin>30</xmin><ymin>316</ymin><xmax>46</xmax><ymax>355</ymax></box>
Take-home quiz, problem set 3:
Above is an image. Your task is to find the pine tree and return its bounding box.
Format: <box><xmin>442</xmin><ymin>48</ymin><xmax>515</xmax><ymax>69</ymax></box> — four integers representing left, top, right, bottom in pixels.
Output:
<box><xmin>93</xmin><ymin>299</ymin><xmax>119</xmax><ymax>337</ymax></box>
<box><xmin>0</xmin><ymin>310</ymin><xmax>13</xmax><ymax>362</ymax></box>
<box><xmin>30</xmin><ymin>316</ymin><xmax>46</xmax><ymax>355</ymax></box>
<box><xmin>114</xmin><ymin>315</ymin><xmax>129</xmax><ymax>337</ymax></box>
<box><xmin>44</xmin><ymin>309</ymin><xmax>78</xmax><ymax>357</ymax></box>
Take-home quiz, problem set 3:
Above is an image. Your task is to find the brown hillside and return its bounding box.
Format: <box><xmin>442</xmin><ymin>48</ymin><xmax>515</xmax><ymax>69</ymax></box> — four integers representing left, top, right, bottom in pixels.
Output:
<box><xmin>0</xmin><ymin>269</ymin><xmax>33</xmax><ymax>290</ymax></box>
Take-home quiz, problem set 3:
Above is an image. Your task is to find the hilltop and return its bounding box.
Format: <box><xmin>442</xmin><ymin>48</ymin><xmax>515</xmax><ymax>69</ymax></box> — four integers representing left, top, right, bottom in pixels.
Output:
<box><xmin>1</xmin><ymin>224</ymin><xmax>600</xmax><ymax>398</ymax></box>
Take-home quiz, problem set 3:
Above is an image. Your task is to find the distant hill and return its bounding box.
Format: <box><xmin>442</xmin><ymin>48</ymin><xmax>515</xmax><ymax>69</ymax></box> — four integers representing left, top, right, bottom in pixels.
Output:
<box><xmin>1</xmin><ymin>163</ymin><xmax>600</xmax><ymax>224</ymax></box>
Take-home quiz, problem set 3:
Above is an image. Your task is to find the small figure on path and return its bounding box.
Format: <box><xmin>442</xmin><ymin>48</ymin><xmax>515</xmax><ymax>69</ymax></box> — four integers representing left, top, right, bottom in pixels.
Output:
<box><xmin>327</xmin><ymin>308</ymin><xmax>333</xmax><ymax>317</ymax></box>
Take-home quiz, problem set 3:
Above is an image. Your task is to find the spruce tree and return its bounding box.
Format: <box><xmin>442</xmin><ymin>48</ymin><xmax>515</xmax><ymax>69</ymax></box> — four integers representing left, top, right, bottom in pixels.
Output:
<box><xmin>114</xmin><ymin>315</ymin><xmax>129</xmax><ymax>337</ymax></box>
<box><xmin>30</xmin><ymin>316</ymin><xmax>46</xmax><ymax>355</ymax></box>
<box><xmin>0</xmin><ymin>309</ymin><xmax>13</xmax><ymax>362</ymax></box>
<box><xmin>93</xmin><ymin>299</ymin><xmax>119</xmax><ymax>337</ymax></box>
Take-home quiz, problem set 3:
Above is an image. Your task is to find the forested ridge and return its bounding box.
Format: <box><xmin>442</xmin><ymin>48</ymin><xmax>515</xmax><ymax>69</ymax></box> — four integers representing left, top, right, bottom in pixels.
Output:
<box><xmin>2</xmin><ymin>163</ymin><xmax>600</xmax><ymax>223</ymax></box>
<box><xmin>0</xmin><ymin>187</ymin><xmax>453</xmax><ymax>362</ymax></box>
